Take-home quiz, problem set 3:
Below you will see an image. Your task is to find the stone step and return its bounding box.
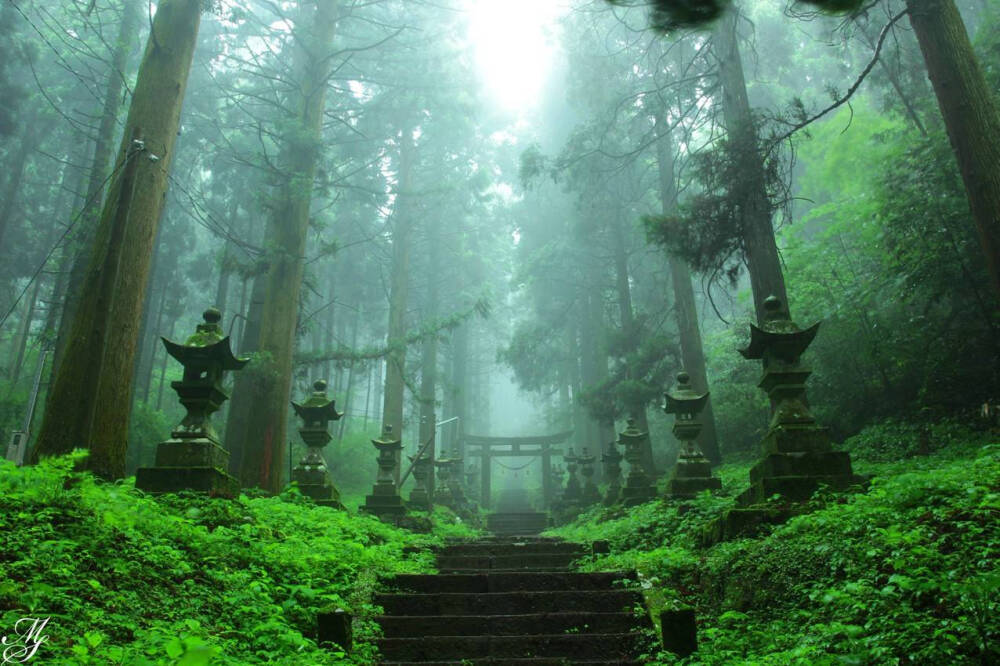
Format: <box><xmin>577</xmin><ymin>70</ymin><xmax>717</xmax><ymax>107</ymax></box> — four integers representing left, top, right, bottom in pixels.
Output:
<box><xmin>379</xmin><ymin>657</ymin><xmax>647</xmax><ymax>666</ymax></box>
<box><xmin>391</xmin><ymin>572</ymin><xmax>630</xmax><ymax>594</ymax></box>
<box><xmin>436</xmin><ymin>553</ymin><xmax>582</xmax><ymax>571</ymax></box>
<box><xmin>375</xmin><ymin>590</ymin><xmax>643</xmax><ymax>616</ymax></box>
<box><xmin>376</xmin><ymin>612</ymin><xmax>642</xmax><ymax>638</ymax></box>
<box><xmin>439</xmin><ymin>567</ymin><xmax>572</xmax><ymax>574</ymax></box>
<box><xmin>486</xmin><ymin>513</ymin><xmax>550</xmax><ymax>536</ymax></box>
<box><xmin>377</xmin><ymin>633</ymin><xmax>647</xmax><ymax>661</ymax></box>
<box><xmin>440</xmin><ymin>542</ymin><xmax>588</xmax><ymax>557</ymax></box>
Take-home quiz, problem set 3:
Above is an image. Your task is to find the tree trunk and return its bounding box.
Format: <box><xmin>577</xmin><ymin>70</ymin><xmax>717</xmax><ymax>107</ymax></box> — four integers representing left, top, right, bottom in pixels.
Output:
<box><xmin>713</xmin><ymin>7</ymin><xmax>789</xmax><ymax>321</ymax></box>
<box><xmin>236</xmin><ymin>0</ymin><xmax>339</xmax><ymax>493</ymax></box>
<box><xmin>9</xmin><ymin>277</ymin><xmax>41</xmax><ymax>386</ymax></box>
<box><xmin>51</xmin><ymin>0</ymin><xmax>140</xmax><ymax>381</ymax></box>
<box><xmin>0</xmin><ymin>126</ymin><xmax>38</xmax><ymax>253</ymax></box>
<box><xmin>654</xmin><ymin>116</ymin><xmax>722</xmax><ymax>464</ymax></box>
<box><xmin>906</xmin><ymin>0</ymin><xmax>1000</xmax><ymax>303</ymax></box>
<box><xmin>337</xmin><ymin>302</ymin><xmax>361</xmax><ymax>440</ymax></box>
<box><xmin>451</xmin><ymin>321</ymin><xmax>469</xmax><ymax>454</ymax></box>
<box><xmin>32</xmin><ymin>0</ymin><xmax>203</xmax><ymax>479</ymax></box>
<box><xmin>224</xmin><ymin>271</ymin><xmax>264</xmax><ymax>474</ymax></box>
<box><xmin>419</xmin><ymin>239</ymin><xmax>441</xmax><ymax>496</ymax></box>
<box><xmin>609</xmin><ymin>217</ymin><xmax>655</xmax><ymax>475</ymax></box>
<box><xmin>382</xmin><ymin>127</ymin><xmax>415</xmax><ymax>484</ymax></box>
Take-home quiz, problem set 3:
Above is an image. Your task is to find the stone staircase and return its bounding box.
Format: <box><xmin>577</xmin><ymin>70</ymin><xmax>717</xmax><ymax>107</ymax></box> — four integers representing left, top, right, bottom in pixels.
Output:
<box><xmin>376</xmin><ymin>538</ymin><xmax>653</xmax><ymax>665</ymax></box>
<box><xmin>485</xmin><ymin>512</ymin><xmax>549</xmax><ymax>537</ymax></box>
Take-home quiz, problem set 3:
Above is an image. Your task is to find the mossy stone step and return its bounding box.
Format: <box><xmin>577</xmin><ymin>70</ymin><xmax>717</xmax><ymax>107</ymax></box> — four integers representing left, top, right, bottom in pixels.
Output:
<box><xmin>375</xmin><ymin>590</ymin><xmax>642</xmax><ymax>616</ymax></box>
<box><xmin>390</xmin><ymin>572</ymin><xmax>630</xmax><ymax>594</ymax></box>
<box><xmin>381</xmin><ymin>657</ymin><xmax>647</xmax><ymax>666</ymax></box>
<box><xmin>376</xmin><ymin>611</ymin><xmax>640</xmax><ymax>637</ymax></box>
<box><xmin>438</xmin><ymin>542</ymin><xmax>589</xmax><ymax>557</ymax></box>
<box><xmin>435</xmin><ymin>553</ymin><xmax>582</xmax><ymax>571</ymax></box>
<box><xmin>376</xmin><ymin>633</ymin><xmax>646</xmax><ymax>661</ymax></box>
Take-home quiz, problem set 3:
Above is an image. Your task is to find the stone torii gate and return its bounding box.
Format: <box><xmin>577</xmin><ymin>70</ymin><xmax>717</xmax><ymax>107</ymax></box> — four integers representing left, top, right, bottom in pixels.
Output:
<box><xmin>464</xmin><ymin>431</ymin><xmax>573</xmax><ymax>510</ymax></box>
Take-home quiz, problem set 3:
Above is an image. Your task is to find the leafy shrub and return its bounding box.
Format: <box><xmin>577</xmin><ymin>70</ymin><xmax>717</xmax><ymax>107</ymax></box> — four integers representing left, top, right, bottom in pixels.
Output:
<box><xmin>0</xmin><ymin>452</ymin><xmax>479</xmax><ymax>664</ymax></box>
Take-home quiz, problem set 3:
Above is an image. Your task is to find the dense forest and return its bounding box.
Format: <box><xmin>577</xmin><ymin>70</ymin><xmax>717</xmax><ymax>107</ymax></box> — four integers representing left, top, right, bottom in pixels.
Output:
<box><xmin>1</xmin><ymin>0</ymin><xmax>998</xmax><ymax>663</ymax></box>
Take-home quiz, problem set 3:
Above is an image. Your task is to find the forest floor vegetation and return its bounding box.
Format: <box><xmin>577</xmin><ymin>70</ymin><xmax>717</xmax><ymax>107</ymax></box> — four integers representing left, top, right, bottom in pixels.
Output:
<box><xmin>548</xmin><ymin>418</ymin><xmax>1000</xmax><ymax>665</ymax></box>
<box><xmin>0</xmin><ymin>451</ymin><xmax>478</xmax><ymax>665</ymax></box>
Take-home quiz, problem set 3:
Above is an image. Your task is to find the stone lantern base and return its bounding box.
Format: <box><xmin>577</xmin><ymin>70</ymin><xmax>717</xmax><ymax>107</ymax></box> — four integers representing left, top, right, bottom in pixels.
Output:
<box><xmin>621</xmin><ymin>486</ymin><xmax>655</xmax><ymax>507</ymax></box>
<box><xmin>135</xmin><ymin>436</ymin><xmax>239</xmax><ymax>497</ymax></box>
<box><xmin>667</xmin><ymin>457</ymin><xmax>722</xmax><ymax>500</ymax></box>
<box><xmin>735</xmin><ymin>425</ymin><xmax>866</xmax><ymax>507</ymax></box>
<box><xmin>363</xmin><ymin>482</ymin><xmax>406</xmax><ymax>520</ymax></box>
<box><xmin>581</xmin><ymin>482</ymin><xmax>602</xmax><ymax>505</ymax></box>
<box><xmin>293</xmin><ymin>466</ymin><xmax>345</xmax><ymax>510</ymax></box>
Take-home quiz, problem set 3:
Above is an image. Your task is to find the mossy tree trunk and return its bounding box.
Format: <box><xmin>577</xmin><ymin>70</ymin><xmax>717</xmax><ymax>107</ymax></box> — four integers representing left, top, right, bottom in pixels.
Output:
<box><xmin>610</xmin><ymin>216</ymin><xmax>654</xmax><ymax>476</ymax></box>
<box><xmin>382</xmin><ymin>128</ymin><xmax>415</xmax><ymax>486</ymax></box>
<box><xmin>418</xmin><ymin>223</ymin><xmax>441</xmax><ymax>496</ymax></box>
<box><xmin>713</xmin><ymin>7</ymin><xmax>789</xmax><ymax>321</ymax></box>
<box><xmin>51</xmin><ymin>0</ymin><xmax>141</xmax><ymax>380</ymax></box>
<box><xmin>32</xmin><ymin>0</ymin><xmax>203</xmax><ymax>479</ymax></box>
<box><xmin>906</xmin><ymin>0</ymin><xmax>1000</xmax><ymax>303</ymax></box>
<box><xmin>236</xmin><ymin>0</ymin><xmax>339</xmax><ymax>493</ymax></box>
<box><xmin>654</xmin><ymin>116</ymin><xmax>722</xmax><ymax>465</ymax></box>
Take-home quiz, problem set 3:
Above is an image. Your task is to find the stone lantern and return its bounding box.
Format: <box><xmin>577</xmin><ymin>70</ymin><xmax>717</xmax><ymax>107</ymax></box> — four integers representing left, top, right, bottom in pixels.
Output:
<box><xmin>136</xmin><ymin>307</ymin><xmax>247</xmax><ymax>496</ymax></box>
<box><xmin>562</xmin><ymin>448</ymin><xmax>582</xmax><ymax>501</ymax></box>
<box><xmin>664</xmin><ymin>371</ymin><xmax>722</xmax><ymax>499</ymax></box>
<box><xmin>620</xmin><ymin>418</ymin><xmax>655</xmax><ymax>507</ymax></box>
<box><xmin>549</xmin><ymin>464</ymin><xmax>565</xmax><ymax>504</ymax></box>
<box><xmin>601</xmin><ymin>439</ymin><xmax>623</xmax><ymax>506</ymax></box>
<box><xmin>578</xmin><ymin>447</ymin><xmax>602</xmax><ymax>505</ymax></box>
<box><xmin>289</xmin><ymin>380</ymin><xmax>344</xmax><ymax>509</ymax></box>
<box><xmin>407</xmin><ymin>451</ymin><xmax>433</xmax><ymax>511</ymax></box>
<box><xmin>465</xmin><ymin>461</ymin><xmax>480</xmax><ymax>502</ymax></box>
<box><xmin>736</xmin><ymin>295</ymin><xmax>863</xmax><ymax>506</ymax></box>
<box><xmin>362</xmin><ymin>425</ymin><xmax>406</xmax><ymax>519</ymax></box>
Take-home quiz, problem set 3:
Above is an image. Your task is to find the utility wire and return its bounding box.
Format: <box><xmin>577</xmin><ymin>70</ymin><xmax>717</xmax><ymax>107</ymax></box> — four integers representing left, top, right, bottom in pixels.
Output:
<box><xmin>0</xmin><ymin>145</ymin><xmax>140</xmax><ymax>331</ymax></box>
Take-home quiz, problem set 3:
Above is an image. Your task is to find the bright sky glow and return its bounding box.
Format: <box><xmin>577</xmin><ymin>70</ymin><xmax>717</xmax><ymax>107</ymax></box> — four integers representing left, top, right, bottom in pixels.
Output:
<box><xmin>466</xmin><ymin>0</ymin><xmax>565</xmax><ymax>112</ymax></box>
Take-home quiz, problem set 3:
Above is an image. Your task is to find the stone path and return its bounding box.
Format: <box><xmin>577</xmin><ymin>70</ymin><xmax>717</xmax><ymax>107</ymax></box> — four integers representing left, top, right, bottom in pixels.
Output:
<box><xmin>376</xmin><ymin>537</ymin><xmax>652</xmax><ymax>665</ymax></box>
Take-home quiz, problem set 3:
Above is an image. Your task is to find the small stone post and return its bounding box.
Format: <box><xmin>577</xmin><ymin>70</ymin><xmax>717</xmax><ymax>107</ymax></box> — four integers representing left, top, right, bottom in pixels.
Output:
<box><xmin>407</xmin><ymin>451</ymin><xmax>432</xmax><ymax>511</ymax></box>
<box><xmin>602</xmin><ymin>440</ymin><xmax>623</xmax><ymax>506</ymax></box>
<box><xmin>136</xmin><ymin>308</ymin><xmax>247</xmax><ymax>496</ymax></box>
<box><xmin>736</xmin><ymin>296</ymin><xmax>864</xmax><ymax>506</ymax></box>
<box><xmin>620</xmin><ymin>418</ymin><xmax>655</xmax><ymax>506</ymax></box>
<box><xmin>578</xmin><ymin>447</ymin><xmax>602</xmax><ymax>505</ymax></box>
<box><xmin>465</xmin><ymin>462</ymin><xmax>480</xmax><ymax>503</ymax></box>
<box><xmin>362</xmin><ymin>425</ymin><xmax>406</xmax><ymax>519</ymax></box>
<box><xmin>289</xmin><ymin>380</ymin><xmax>344</xmax><ymax>509</ymax></box>
<box><xmin>664</xmin><ymin>371</ymin><xmax>722</xmax><ymax>499</ymax></box>
<box><xmin>562</xmin><ymin>448</ymin><xmax>582</xmax><ymax>501</ymax></box>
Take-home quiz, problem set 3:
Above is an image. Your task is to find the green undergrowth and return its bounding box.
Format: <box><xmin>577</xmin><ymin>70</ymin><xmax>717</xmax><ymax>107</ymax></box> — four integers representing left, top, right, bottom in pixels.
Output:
<box><xmin>0</xmin><ymin>451</ymin><xmax>480</xmax><ymax>665</ymax></box>
<box><xmin>547</xmin><ymin>422</ymin><xmax>1000</xmax><ymax>665</ymax></box>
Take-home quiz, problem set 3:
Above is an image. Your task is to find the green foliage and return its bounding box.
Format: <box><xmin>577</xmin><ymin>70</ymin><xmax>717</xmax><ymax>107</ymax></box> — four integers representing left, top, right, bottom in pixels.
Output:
<box><xmin>547</xmin><ymin>425</ymin><xmax>1000</xmax><ymax>664</ymax></box>
<box><xmin>607</xmin><ymin>0</ymin><xmax>867</xmax><ymax>33</ymax></box>
<box><xmin>0</xmin><ymin>452</ymin><xmax>476</xmax><ymax>664</ymax></box>
<box><xmin>784</xmin><ymin>101</ymin><xmax>999</xmax><ymax>437</ymax></box>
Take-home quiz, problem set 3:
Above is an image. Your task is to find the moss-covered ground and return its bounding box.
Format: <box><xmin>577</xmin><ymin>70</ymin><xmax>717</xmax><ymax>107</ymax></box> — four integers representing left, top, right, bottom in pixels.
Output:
<box><xmin>0</xmin><ymin>451</ymin><xmax>479</xmax><ymax>665</ymax></box>
<box><xmin>547</xmin><ymin>420</ymin><xmax>1000</xmax><ymax>665</ymax></box>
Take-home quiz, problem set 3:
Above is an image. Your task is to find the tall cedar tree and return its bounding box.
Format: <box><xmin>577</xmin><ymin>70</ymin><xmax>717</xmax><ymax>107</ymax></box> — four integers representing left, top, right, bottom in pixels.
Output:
<box><xmin>32</xmin><ymin>0</ymin><xmax>203</xmax><ymax>478</ymax></box>
<box><xmin>231</xmin><ymin>0</ymin><xmax>339</xmax><ymax>493</ymax></box>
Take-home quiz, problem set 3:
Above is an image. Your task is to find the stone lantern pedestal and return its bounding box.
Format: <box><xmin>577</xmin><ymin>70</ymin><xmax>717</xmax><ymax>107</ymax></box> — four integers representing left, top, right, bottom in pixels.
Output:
<box><xmin>579</xmin><ymin>448</ymin><xmax>602</xmax><ymax>505</ymax></box>
<box><xmin>735</xmin><ymin>297</ymin><xmax>864</xmax><ymax>507</ymax></box>
<box><xmin>620</xmin><ymin>419</ymin><xmax>655</xmax><ymax>507</ymax></box>
<box><xmin>407</xmin><ymin>452</ymin><xmax>433</xmax><ymax>511</ymax></box>
<box><xmin>136</xmin><ymin>308</ymin><xmax>246</xmax><ymax>497</ymax></box>
<box><xmin>702</xmin><ymin>297</ymin><xmax>866</xmax><ymax>546</ymax></box>
<box><xmin>664</xmin><ymin>372</ymin><xmax>722</xmax><ymax>499</ymax></box>
<box><xmin>289</xmin><ymin>380</ymin><xmax>344</xmax><ymax>509</ymax></box>
<box><xmin>562</xmin><ymin>448</ymin><xmax>582</xmax><ymax>502</ymax></box>
<box><xmin>362</xmin><ymin>425</ymin><xmax>406</xmax><ymax>519</ymax></box>
<box><xmin>602</xmin><ymin>440</ymin><xmax>623</xmax><ymax>506</ymax></box>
